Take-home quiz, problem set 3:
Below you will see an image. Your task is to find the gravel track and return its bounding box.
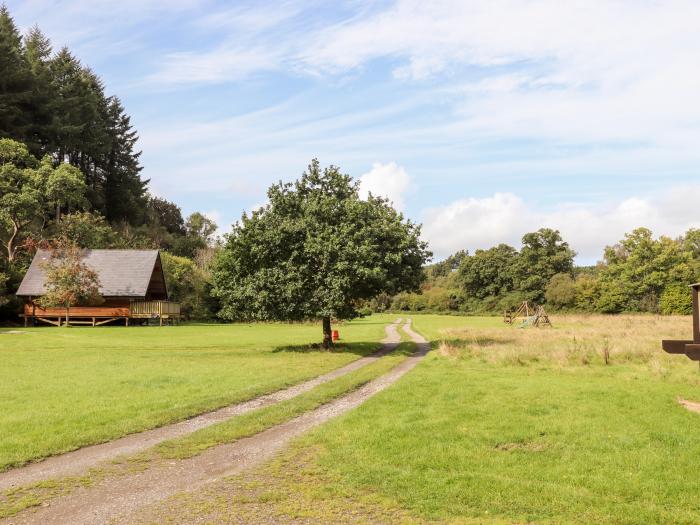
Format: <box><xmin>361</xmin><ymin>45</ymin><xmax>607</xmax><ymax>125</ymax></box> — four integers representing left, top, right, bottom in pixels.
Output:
<box><xmin>0</xmin><ymin>320</ymin><xmax>402</xmax><ymax>492</ymax></box>
<box><xmin>2</xmin><ymin>320</ymin><xmax>429</xmax><ymax>525</ymax></box>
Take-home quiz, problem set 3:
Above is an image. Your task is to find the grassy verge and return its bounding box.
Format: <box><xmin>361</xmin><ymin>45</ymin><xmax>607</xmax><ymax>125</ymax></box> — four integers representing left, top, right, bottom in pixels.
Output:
<box><xmin>0</xmin><ymin>315</ymin><xmax>394</xmax><ymax>471</ymax></box>
<box><xmin>0</xmin><ymin>339</ymin><xmax>414</xmax><ymax>519</ymax></box>
<box><xmin>154</xmin><ymin>341</ymin><xmax>415</xmax><ymax>460</ymax></box>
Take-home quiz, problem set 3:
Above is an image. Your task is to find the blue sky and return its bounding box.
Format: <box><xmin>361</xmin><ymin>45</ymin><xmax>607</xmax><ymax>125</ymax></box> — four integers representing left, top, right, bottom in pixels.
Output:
<box><xmin>7</xmin><ymin>0</ymin><xmax>700</xmax><ymax>263</ymax></box>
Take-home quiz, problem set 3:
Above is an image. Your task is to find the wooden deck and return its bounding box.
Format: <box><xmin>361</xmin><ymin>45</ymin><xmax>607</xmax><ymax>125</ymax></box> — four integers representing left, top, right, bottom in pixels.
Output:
<box><xmin>22</xmin><ymin>300</ymin><xmax>181</xmax><ymax>327</ymax></box>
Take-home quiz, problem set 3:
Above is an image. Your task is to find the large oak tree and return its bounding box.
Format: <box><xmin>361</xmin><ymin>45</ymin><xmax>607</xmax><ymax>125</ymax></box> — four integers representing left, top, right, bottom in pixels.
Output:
<box><xmin>213</xmin><ymin>160</ymin><xmax>431</xmax><ymax>346</ymax></box>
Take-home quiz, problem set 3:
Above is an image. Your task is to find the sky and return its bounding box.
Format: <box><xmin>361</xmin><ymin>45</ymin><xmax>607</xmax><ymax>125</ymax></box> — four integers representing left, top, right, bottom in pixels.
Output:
<box><xmin>7</xmin><ymin>0</ymin><xmax>700</xmax><ymax>264</ymax></box>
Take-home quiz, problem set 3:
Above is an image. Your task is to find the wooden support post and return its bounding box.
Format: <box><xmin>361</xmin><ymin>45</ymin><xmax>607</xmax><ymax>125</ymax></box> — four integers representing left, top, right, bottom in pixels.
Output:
<box><xmin>92</xmin><ymin>317</ymin><xmax>96</xmax><ymax>327</ymax></box>
<box><xmin>693</xmin><ymin>286</ymin><xmax>700</xmax><ymax>343</ymax></box>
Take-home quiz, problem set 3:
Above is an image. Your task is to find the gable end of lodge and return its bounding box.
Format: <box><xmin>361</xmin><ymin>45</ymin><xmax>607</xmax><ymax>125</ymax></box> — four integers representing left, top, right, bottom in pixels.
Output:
<box><xmin>16</xmin><ymin>249</ymin><xmax>180</xmax><ymax>326</ymax></box>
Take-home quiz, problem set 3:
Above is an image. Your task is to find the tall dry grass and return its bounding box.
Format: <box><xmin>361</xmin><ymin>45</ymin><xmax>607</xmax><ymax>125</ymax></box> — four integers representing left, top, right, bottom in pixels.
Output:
<box><xmin>436</xmin><ymin>314</ymin><xmax>693</xmax><ymax>372</ymax></box>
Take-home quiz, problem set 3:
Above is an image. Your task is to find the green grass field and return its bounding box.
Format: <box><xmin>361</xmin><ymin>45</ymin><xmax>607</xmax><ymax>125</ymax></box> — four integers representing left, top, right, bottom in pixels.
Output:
<box><xmin>0</xmin><ymin>316</ymin><xmax>393</xmax><ymax>471</ymax></box>
<box><xmin>7</xmin><ymin>313</ymin><xmax>700</xmax><ymax>524</ymax></box>
<box><xmin>289</xmin><ymin>314</ymin><xmax>700</xmax><ymax>524</ymax></box>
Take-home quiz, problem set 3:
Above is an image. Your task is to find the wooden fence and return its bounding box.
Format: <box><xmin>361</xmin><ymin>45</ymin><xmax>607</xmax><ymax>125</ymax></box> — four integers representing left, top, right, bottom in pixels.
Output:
<box><xmin>129</xmin><ymin>300</ymin><xmax>181</xmax><ymax>319</ymax></box>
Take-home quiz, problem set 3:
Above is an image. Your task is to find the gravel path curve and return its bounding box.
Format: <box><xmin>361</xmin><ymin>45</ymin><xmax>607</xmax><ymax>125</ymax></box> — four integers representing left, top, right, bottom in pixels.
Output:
<box><xmin>0</xmin><ymin>320</ymin><xmax>402</xmax><ymax>492</ymax></box>
<box><xmin>2</xmin><ymin>320</ymin><xmax>429</xmax><ymax>525</ymax></box>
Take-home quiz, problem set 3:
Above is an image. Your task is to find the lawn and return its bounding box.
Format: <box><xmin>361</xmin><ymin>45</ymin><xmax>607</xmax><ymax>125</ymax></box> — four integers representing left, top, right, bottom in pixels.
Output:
<box><xmin>288</xmin><ymin>314</ymin><xmax>700</xmax><ymax>524</ymax></box>
<box><xmin>0</xmin><ymin>315</ymin><xmax>393</xmax><ymax>472</ymax></box>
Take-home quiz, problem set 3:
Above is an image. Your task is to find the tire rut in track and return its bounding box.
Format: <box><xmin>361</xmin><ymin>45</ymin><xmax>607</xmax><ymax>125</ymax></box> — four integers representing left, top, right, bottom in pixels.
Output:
<box><xmin>0</xmin><ymin>320</ymin><xmax>403</xmax><ymax>492</ymax></box>
<box><xmin>3</xmin><ymin>320</ymin><xmax>429</xmax><ymax>525</ymax></box>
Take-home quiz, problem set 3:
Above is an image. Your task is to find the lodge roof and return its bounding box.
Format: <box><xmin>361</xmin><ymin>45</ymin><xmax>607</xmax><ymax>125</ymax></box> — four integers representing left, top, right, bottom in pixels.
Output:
<box><xmin>16</xmin><ymin>249</ymin><xmax>162</xmax><ymax>298</ymax></box>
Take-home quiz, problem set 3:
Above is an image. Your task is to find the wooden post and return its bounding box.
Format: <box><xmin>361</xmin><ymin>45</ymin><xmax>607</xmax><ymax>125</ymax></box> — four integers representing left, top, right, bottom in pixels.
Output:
<box><xmin>92</xmin><ymin>317</ymin><xmax>96</xmax><ymax>327</ymax></box>
<box><xmin>693</xmin><ymin>286</ymin><xmax>700</xmax><ymax>343</ymax></box>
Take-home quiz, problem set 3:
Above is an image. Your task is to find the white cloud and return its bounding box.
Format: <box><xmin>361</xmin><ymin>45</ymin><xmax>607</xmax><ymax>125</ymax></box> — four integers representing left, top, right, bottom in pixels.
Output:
<box><xmin>422</xmin><ymin>185</ymin><xmax>700</xmax><ymax>263</ymax></box>
<box><xmin>147</xmin><ymin>47</ymin><xmax>281</xmax><ymax>85</ymax></box>
<box><xmin>298</xmin><ymin>0</ymin><xmax>700</xmax><ymax>149</ymax></box>
<box><xmin>136</xmin><ymin>0</ymin><xmax>700</xmax><ymax>169</ymax></box>
<box><xmin>8</xmin><ymin>0</ymin><xmax>199</xmax><ymax>58</ymax></box>
<box><xmin>359</xmin><ymin>162</ymin><xmax>410</xmax><ymax>210</ymax></box>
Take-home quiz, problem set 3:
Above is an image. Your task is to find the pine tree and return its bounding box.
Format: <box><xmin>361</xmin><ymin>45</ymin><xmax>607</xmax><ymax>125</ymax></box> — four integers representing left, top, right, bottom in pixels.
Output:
<box><xmin>49</xmin><ymin>48</ymin><xmax>88</xmax><ymax>162</ymax></box>
<box><xmin>0</xmin><ymin>5</ymin><xmax>149</xmax><ymax>230</ymax></box>
<box><xmin>103</xmin><ymin>97</ymin><xmax>147</xmax><ymax>223</ymax></box>
<box><xmin>23</xmin><ymin>25</ymin><xmax>55</xmax><ymax>155</ymax></box>
<box><xmin>0</xmin><ymin>6</ymin><xmax>32</xmax><ymax>141</ymax></box>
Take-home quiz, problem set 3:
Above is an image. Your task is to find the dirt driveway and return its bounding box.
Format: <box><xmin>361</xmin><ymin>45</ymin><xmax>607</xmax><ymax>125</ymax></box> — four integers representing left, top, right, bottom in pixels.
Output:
<box><xmin>2</xmin><ymin>320</ymin><xmax>429</xmax><ymax>525</ymax></box>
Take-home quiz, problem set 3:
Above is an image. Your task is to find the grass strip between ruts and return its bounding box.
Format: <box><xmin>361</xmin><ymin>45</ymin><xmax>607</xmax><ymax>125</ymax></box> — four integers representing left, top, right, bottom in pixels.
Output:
<box><xmin>154</xmin><ymin>341</ymin><xmax>415</xmax><ymax>460</ymax></box>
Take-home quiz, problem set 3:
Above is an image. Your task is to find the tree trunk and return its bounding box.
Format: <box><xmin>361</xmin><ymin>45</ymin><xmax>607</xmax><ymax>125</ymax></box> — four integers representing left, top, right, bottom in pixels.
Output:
<box><xmin>6</xmin><ymin>220</ymin><xmax>20</xmax><ymax>263</ymax></box>
<box><xmin>66</xmin><ymin>304</ymin><xmax>70</xmax><ymax>327</ymax></box>
<box><xmin>322</xmin><ymin>316</ymin><xmax>333</xmax><ymax>349</ymax></box>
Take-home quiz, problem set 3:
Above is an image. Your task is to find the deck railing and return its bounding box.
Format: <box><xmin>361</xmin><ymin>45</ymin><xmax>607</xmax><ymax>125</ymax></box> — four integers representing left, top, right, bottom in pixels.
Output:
<box><xmin>130</xmin><ymin>300</ymin><xmax>181</xmax><ymax>318</ymax></box>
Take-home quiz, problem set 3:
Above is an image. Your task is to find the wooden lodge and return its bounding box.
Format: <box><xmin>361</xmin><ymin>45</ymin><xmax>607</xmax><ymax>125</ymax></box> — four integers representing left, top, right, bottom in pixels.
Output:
<box><xmin>16</xmin><ymin>249</ymin><xmax>180</xmax><ymax>327</ymax></box>
<box><xmin>662</xmin><ymin>283</ymin><xmax>700</xmax><ymax>360</ymax></box>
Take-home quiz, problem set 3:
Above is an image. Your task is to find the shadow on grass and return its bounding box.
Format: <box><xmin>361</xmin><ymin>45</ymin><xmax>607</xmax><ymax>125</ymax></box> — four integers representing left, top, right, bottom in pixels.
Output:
<box><xmin>272</xmin><ymin>341</ymin><xmax>381</xmax><ymax>356</ymax></box>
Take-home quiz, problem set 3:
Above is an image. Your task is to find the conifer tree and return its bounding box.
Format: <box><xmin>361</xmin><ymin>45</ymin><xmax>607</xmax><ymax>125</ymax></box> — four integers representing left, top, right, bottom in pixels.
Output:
<box><xmin>23</xmin><ymin>25</ymin><xmax>54</xmax><ymax>155</ymax></box>
<box><xmin>0</xmin><ymin>6</ymin><xmax>32</xmax><ymax>141</ymax></box>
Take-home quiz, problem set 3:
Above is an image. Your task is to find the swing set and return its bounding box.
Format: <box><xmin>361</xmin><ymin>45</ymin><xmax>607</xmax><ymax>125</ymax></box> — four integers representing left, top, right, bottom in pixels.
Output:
<box><xmin>503</xmin><ymin>301</ymin><xmax>552</xmax><ymax>328</ymax></box>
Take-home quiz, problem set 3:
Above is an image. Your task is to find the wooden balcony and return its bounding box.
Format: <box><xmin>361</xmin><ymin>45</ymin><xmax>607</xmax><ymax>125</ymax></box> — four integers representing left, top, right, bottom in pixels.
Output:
<box><xmin>22</xmin><ymin>299</ymin><xmax>181</xmax><ymax>327</ymax></box>
<box><xmin>130</xmin><ymin>300</ymin><xmax>181</xmax><ymax>319</ymax></box>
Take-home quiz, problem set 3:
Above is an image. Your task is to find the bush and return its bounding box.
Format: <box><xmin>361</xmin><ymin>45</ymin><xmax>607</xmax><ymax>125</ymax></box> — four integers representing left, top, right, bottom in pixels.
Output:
<box><xmin>545</xmin><ymin>273</ymin><xmax>576</xmax><ymax>309</ymax></box>
<box><xmin>574</xmin><ymin>274</ymin><xmax>599</xmax><ymax>311</ymax></box>
<box><xmin>161</xmin><ymin>252</ymin><xmax>218</xmax><ymax>320</ymax></box>
<box><xmin>659</xmin><ymin>284</ymin><xmax>693</xmax><ymax>315</ymax></box>
<box><xmin>595</xmin><ymin>282</ymin><xmax>627</xmax><ymax>313</ymax></box>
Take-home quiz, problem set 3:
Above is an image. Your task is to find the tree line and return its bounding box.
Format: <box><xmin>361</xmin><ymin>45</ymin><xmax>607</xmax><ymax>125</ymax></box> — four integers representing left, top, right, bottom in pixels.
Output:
<box><xmin>1</xmin><ymin>3</ymin><xmax>695</xmax><ymax>329</ymax></box>
<box><xmin>0</xmin><ymin>6</ymin><xmax>218</xmax><ymax>319</ymax></box>
<box><xmin>385</xmin><ymin>227</ymin><xmax>700</xmax><ymax>315</ymax></box>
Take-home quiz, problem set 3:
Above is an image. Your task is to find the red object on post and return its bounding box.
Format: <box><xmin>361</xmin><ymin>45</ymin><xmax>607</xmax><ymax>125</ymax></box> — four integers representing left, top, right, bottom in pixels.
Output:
<box><xmin>332</xmin><ymin>330</ymin><xmax>340</xmax><ymax>341</ymax></box>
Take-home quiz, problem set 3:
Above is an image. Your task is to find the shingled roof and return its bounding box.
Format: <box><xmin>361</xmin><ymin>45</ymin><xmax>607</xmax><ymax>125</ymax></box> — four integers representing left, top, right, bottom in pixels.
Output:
<box><xmin>16</xmin><ymin>249</ymin><xmax>164</xmax><ymax>298</ymax></box>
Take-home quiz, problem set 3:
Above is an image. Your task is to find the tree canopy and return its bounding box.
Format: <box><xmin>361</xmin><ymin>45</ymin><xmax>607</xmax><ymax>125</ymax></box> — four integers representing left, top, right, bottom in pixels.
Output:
<box><xmin>393</xmin><ymin>227</ymin><xmax>700</xmax><ymax>315</ymax></box>
<box><xmin>213</xmin><ymin>159</ymin><xmax>431</xmax><ymax>345</ymax></box>
<box><xmin>0</xmin><ymin>6</ymin><xmax>146</xmax><ymax>224</ymax></box>
<box><xmin>37</xmin><ymin>240</ymin><xmax>102</xmax><ymax>323</ymax></box>
<box><xmin>0</xmin><ymin>5</ymin><xmax>222</xmax><ymax>317</ymax></box>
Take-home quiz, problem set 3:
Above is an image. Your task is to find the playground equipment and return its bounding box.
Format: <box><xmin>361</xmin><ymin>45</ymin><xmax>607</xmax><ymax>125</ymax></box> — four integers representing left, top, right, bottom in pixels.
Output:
<box><xmin>504</xmin><ymin>301</ymin><xmax>552</xmax><ymax>328</ymax></box>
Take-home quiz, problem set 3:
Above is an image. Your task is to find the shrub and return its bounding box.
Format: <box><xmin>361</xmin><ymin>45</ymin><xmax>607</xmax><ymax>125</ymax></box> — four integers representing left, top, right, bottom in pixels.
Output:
<box><xmin>659</xmin><ymin>284</ymin><xmax>693</xmax><ymax>315</ymax></box>
<box><xmin>161</xmin><ymin>252</ymin><xmax>218</xmax><ymax>320</ymax></box>
<box><xmin>545</xmin><ymin>273</ymin><xmax>576</xmax><ymax>309</ymax></box>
